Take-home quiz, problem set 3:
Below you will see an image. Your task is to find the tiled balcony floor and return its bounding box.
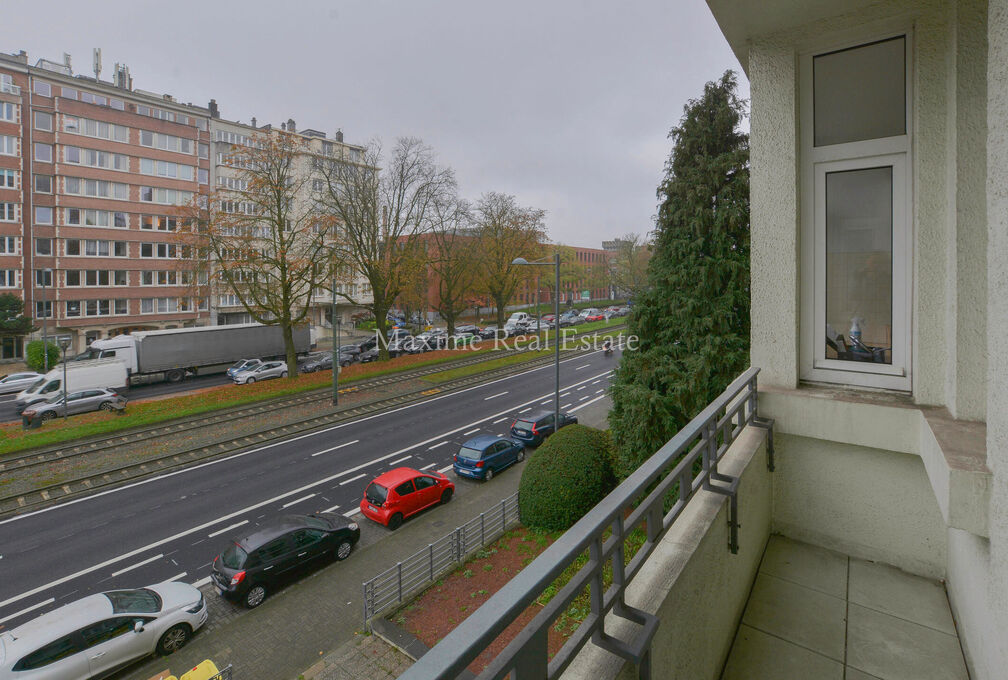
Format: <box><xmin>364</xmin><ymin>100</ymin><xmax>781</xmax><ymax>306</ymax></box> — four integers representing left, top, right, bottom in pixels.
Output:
<box><xmin>721</xmin><ymin>535</ymin><xmax>969</xmax><ymax>680</ymax></box>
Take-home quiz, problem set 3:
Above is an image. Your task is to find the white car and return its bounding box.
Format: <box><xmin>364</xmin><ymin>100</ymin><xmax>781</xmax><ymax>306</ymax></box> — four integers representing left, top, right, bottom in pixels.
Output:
<box><xmin>233</xmin><ymin>360</ymin><xmax>288</xmax><ymax>384</ymax></box>
<box><xmin>0</xmin><ymin>372</ymin><xmax>42</xmax><ymax>395</ymax></box>
<box><xmin>0</xmin><ymin>582</ymin><xmax>207</xmax><ymax>680</ymax></box>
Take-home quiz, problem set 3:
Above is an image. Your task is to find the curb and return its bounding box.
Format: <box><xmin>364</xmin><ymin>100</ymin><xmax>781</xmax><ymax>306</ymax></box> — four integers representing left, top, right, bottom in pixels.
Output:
<box><xmin>371</xmin><ymin>616</ymin><xmax>477</xmax><ymax>680</ymax></box>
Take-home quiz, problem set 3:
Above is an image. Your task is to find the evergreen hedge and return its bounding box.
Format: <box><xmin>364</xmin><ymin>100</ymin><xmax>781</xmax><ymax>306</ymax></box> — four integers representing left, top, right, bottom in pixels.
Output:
<box><xmin>25</xmin><ymin>340</ymin><xmax>60</xmax><ymax>373</ymax></box>
<box><xmin>518</xmin><ymin>424</ymin><xmax>617</xmax><ymax>531</ymax></box>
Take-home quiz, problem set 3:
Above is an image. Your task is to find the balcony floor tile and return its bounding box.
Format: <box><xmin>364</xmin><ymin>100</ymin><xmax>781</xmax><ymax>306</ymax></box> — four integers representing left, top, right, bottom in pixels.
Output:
<box><xmin>759</xmin><ymin>534</ymin><xmax>848</xmax><ymax>598</ymax></box>
<box><xmin>848</xmin><ymin>558</ymin><xmax>957</xmax><ymax>635</ymax></box>
<box><xmin>721</xmin><ymin>624</ymin><xmax>843</xmax><ymax>680</ymax></box>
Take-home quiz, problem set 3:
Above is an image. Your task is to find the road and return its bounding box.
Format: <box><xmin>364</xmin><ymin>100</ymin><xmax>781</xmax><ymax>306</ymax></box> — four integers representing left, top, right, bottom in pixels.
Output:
<box><xmin>0</xmin><ymin>347</ymin><xmax>618</xmax><ymax>635</ymax></box>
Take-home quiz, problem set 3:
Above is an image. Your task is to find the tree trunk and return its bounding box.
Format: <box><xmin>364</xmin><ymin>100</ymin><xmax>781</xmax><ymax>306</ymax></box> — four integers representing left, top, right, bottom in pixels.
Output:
<box><xmin>373</xmin><ymin>302</ymin><xmax>391</xmax><ymax>361</ymax></box>
<box><xmin>495</xmin><ymin>293</ymin><xmax>507</xmax><ymax>328</ymax></box>
<box><xmin>445</xmin><ymin>309</ymin><xmax>455</xmax><ymax>336</ymax></box>
<box><xmin>282</xmin><ymin>322</ymin><xmax>298</xmax><ymax>378</ymax></box>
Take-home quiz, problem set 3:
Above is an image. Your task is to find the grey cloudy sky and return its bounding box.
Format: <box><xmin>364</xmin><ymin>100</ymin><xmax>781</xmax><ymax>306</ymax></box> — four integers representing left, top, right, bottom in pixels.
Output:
<box><xmin>3</xmin><ymin>0</ymin><xmax>748</xmax><ymax>248</ymax></box>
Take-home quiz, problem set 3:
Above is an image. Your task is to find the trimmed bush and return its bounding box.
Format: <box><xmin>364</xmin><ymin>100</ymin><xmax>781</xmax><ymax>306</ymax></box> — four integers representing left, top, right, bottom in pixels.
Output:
<box><xmin>518</xmin><ymin>424</ymin><xmax>617</xmax><ymax>531</ymax></box>
<box><xmin>25</xmin><ymin>340</ymin><xmax>60</xmax><ymax>373</ymax></box>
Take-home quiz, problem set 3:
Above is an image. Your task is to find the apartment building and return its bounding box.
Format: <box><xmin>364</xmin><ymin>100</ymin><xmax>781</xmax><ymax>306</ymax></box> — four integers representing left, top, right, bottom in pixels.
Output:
<box><xmin>516</xmin><ymin>244</ymin><xmax>613</xmax><ymax>306</ymax></box>
<box><xmin>0</xmin><ymin>50</ymin><xmax>212</xmax><ymax>356</ymax></box>
<box><xmin>208</xmin><ymin>115</ymin><xmax>372</xmax><ymax>336</ymax></box>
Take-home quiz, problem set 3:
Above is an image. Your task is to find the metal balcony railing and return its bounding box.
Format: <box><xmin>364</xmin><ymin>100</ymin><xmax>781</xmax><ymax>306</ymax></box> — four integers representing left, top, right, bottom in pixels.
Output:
<box><xmin>0</xmin><ymin>82</ymin><xmax>20</xmax><ymax>95</ymax></box>
<box><xmin>398</xmin><ymin>366</ymin><xmax>773</xmax><ymax>680</ymax></box>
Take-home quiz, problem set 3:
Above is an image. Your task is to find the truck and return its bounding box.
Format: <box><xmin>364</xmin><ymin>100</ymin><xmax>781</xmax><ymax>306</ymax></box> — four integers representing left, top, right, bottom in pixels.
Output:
<box><xmin>76</xmin><ymin>323</ymin><xmax>312</xmax><ymax>384</ymax></box>
<box><xmin>15</xmin><ymin>359</ymin><xmax>129</xmax><ymax>413</ymax></box>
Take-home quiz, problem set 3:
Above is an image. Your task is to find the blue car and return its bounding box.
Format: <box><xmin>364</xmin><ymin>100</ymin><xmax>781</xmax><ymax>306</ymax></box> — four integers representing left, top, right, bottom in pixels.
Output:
<box><xmin>453</xmin><ymin>435</ymin><xmax>525</xmax><ymax>481</ymax></box>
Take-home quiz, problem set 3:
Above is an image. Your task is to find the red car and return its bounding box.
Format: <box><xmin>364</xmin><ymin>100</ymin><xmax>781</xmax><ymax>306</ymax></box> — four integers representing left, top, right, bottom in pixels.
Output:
<box><xmin>360</xmin><ymin>467</ymin><xmax>455</xmax><ymax>529</ymax></box>
<box><xmin>585</xmin><ymin>313</ymin><xmax>605</xmax><ymax>322</ymax></box>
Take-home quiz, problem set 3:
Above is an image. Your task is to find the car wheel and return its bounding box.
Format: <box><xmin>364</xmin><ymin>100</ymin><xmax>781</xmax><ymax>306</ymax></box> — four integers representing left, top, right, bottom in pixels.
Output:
<box><xmin>99</xmin><ymin>401</ymin><xmax>114</xmax><ymax>412</ymax></box>
<box><xmin>517</xmin><ymin>449</ymin><xmax>525</xmax><ymax>462</ymax></box>
<box><xmin>245</xmin><ymin>584</ymin><xmax>267</xmax><ymax>608</ymax></box>
<box><xmin>165</xmin><ymin>368</ymin><xmax>185</xmax><ymax>383</ymax></box>
<box><xmin>485</xmin><ymin>468</ymin><xmax>494</xmax><ymax>481</ymax></box>
<box><xmin>247</xmin><ymin>377</ymin><xmax>256</xmax><ymax>384</ymax></box>
<box><xmin>281</xmin><ymin>371</ymin><xmax>288</xmax><ymax>378</ymax></box>
<box><xmin>441</xmin><ymin>488</ymin><xmax>453</xmax><ymax>504</ymax></box>
<box><xmin>335</xmin><ymin>540</ymin><xmax>353</xmax><ymax>561</ymax></box>
<box><xmin>387</xmin><ymin>513</ymin><xmax>403</xmax><ymax>530</ymax></box>
<box><xmin>156</xmin><ymin>624</ymin><xmax>190</xmax><ymax>655</ymax></box>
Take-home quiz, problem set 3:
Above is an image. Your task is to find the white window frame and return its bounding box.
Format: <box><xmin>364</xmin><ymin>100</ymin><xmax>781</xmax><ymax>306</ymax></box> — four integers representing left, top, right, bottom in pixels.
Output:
<box><xmin>799</xmin><ymin>30</ymin><xmax>913</xmax><ymax>391</ymax></box>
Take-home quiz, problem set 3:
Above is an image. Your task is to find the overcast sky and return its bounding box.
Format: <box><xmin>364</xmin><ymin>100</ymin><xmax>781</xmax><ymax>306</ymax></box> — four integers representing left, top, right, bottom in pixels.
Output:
<box><xmin>3</xmin><ymin>0</ymin><xmax>748</xmax><ymax>248</ymax></box>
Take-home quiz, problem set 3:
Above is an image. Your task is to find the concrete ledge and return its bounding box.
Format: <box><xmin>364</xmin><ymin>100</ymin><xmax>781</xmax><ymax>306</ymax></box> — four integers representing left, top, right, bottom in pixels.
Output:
<box><xmin>561</xmin><ymin>425</ymin><xmax>772</xmax><ymax>680</ymax></box>
<box><xmin>919</xmin><ymin>408</ymin><xmax>990</xmax><ymax>537</ymax></box>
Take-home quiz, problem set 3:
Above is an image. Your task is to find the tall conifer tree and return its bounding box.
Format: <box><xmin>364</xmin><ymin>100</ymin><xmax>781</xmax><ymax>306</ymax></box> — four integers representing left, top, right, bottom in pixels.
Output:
<box><xmin>609</xmin><ymin>71</ymin><xmax>750</xmax><ymax>479</ymax></box>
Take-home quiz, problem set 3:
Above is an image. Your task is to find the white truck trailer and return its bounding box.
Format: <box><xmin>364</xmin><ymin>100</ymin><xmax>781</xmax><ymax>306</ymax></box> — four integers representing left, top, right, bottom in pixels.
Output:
<box><xmin>77</xmin><ymin>323</ymin><xmax>312</xmax><ymax>384</ymax></box>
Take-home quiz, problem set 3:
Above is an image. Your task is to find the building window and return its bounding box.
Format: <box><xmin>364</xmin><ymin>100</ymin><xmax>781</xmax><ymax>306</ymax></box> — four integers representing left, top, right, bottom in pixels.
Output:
<box><xmin>0</xmin><ymin>135</ymin><xmax>17</xmax><ymax>156</ymax></box>
<box><xmin>1</xmin><ymin>202</ymin><xmax>16</xmax><ymax>221</ymax></box>
<box><xmin>800</xmin><ymin>34</ymin><xmax>911</xmax><ymax>391</ymax></box>
<box><xmin>1</xmin><ymin>169</ymin><xmax>16</xmax><ymax>188</ymax></box>
<box><xmin>35</xmin><ymin>301</ymin><xmax>52</xmax><ymax>318</ymax></box>
<box><xmin>35</xmin><ymin>206</ymin><xmax>53</xmax><ymax>225</ymax></box>
<box><xmin>0</xmin><ymin>237</ymin><xmax>18</xmax><ymax>254</ymax></box>
<box><xmin>61</xmin><ymin>86</ymin><xmax>77</xmax><ymax>100</ymax></box>
<box><xmin>1</xmin><ymin>336</ymin><xmax>23</xmax><ymax>359</ymax></box>
<box><xmin>198</xmin><ymin>143</ymin><xmax>209</xmax><ymax>159</ymax></box>
<box><xmin>33</xmin><ymin>111</ymin><xmax>53</xmax><ymax>132</ymax></box>
<box><xmin>0</xmin><ymin>102</ymin><xmax>15</xmax><ymax>122</ymax></box>
<box><xmin>198</xmin><ymin>168</ymin><xmax>208</xmax><ymax>184</ymax></box>
<box><xmin>34</xmin><ymin>238</ymin><xmax>52</xmax><ymax>256</ymax></box>
<box><xmin>34</xmin><ymin>174</ymin><xmax>51</xmax><ymax>193</ymax></box>
<box><xmin>33</xmin><ymin>80</ymin><xmax>51</xmax><ymax>97</ymax></box>
<box><xmin>34</xmin><ymin>143</ymin><xmax>53</xmax><ymax>163</ymax></box>
<box><xmin>0</xmin><ymin>270</ymin><xmax>17</xmax><ymax>287</ymax></box>
<box><xmin>35</xmin><ymin>269</ymin><xmax>52</xmax><ymax>287</ymax></box>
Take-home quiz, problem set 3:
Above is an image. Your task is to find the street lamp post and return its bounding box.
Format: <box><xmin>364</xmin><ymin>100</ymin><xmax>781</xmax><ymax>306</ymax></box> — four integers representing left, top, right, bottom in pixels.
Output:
<box><xmin>331</xmin><ymin>275</ymin><xmax>340</xmax><ymax>406</ymax></box>
<box><xmin>41</xmin><ymin>268</ymin><xmax>51</xmax><ymax>372</ymax></box>
<box><xmin>59</xmin><ymin>338</ymin><xmax>70</xmax><ymax>420</ymax></box>
<box><xmin>512</xmin><ymin>253</ymin><xmax>561</xmax><ymax>428</ymax></box>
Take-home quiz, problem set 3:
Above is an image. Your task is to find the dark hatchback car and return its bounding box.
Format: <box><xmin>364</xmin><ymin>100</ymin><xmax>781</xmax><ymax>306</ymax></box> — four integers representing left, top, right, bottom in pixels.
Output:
<box><xmin>453</xmin><ymin>435</ymin><xmax>525</xmax><ymax>481</ymax></box>
<box><xmin>210</xmin><ymin>513</ymin><xmax>360</xmax><ymax>608</ymax></box>
<box><xmin>510</xmin><ymin>410</ymin><xmax>578</xmax><ymax>446</ymax></box>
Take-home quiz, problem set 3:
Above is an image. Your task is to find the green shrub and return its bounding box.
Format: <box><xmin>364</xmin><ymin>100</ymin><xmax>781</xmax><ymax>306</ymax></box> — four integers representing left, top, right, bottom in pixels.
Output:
<box><xmin>518</xmin><ymin>425</ymin><xmax>617</xmax><ymax>531</ymax></box>
<box><xmin>25</xmin><ymin>340</ymin><xmax>60</xmax><ymax>373</ymax></box>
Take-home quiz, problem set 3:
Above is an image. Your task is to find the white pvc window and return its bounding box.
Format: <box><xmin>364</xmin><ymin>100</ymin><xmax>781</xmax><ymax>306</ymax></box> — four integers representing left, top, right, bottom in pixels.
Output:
<box><xmin>800</xmin><ymin>32</ymin><xmax>912</xmax><ymax>391</ymax></box>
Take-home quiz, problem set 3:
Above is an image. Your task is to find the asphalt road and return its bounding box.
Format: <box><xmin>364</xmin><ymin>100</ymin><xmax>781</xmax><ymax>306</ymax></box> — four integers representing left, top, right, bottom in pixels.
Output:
<box><xmin>0</xmin><ymin>347</ymin><xmax>619</xmax><ymax>634</ymax></box>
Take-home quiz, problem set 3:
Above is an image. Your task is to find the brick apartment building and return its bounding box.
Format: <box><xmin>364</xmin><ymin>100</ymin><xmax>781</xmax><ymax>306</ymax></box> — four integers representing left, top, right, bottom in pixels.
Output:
<box><xmin>515</xmin><ymin>245</ymin><xmax>613</xmax><ymax>306</ymax></box>
<box><xmin>0</xmin><ymin>49</ymin><xmax>368</xmax><ymax>359</ymax></box>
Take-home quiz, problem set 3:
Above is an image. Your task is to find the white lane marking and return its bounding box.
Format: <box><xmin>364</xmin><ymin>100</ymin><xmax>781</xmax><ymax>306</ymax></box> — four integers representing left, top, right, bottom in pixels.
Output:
<box><xmin>496</xmin><ymin>433</ymin><xmax>503</xmax><ymax>437</ymax></box>
<box><xmin>281</xmin><ymin>493</ymin><xmax>316</xmax><ymax>508</ymax></box>
<box><xmin>343</xmin><ymin>509</ymin><xmax>362</xmax><ymax>518</ymax></box>
<box><xmin>561</xmin><ymin>392</ymin><xmax>571</xmax><ymax>397</ymax></box>
<box><xmin>576</xmin><ymin>386</ymin><xmax>587</xmax><ymax>391</ymax></box>
<box><xmin>207</xmin><ymin>520</ymin><xmax>248</xmax><ymax>538</ymax></box>
<box><xmin>428</xmin><ymin>441</ymin><xmax>449</xmax><ymax>450</ymax></box>
<box><xmin>579</xmin><ymin>396</ymin><xmax>589</xmax><ymax>401</ymax></box>
<box><xmin>191</xmin><ymin>576</ymin><xmax>211</xmax><ymax>589</ymax></box>
<box><xmin>570</xmin><ymin>394</ymin><xmax>607</xmax><ymax>412</ymax></box>
<box><xmin>492</xmin><ymin>417</ymin><xmax>508</xmax><ymax>424</ymax></box>
<box><xmin>596</xmin><ymin>389</ymin><xmax>604</xmax><ymax>394</ymax></box>
<box><xmin>339</xmin><ymin>474</ymin><xmax>366</xmax><ymax>486</ymax></box>
<box><xmin>111</xmin><ymin>553</ymin><xmax>164</xmax><ymax>577</ymax></box>
<box><xmin>518</xmin><ymin>407</ymin><xmax>531</xmax><ymax>414</ymax></box>
<box><xmin>463</xmin><ymin>428</ymin><xmax>480</xmax><ymax>435</ymax></box>
<box><xmin>438</xmin><ymin>465</ymin><xmax>453</xmax><ymax>473</ymax></box>
<box><xmin>321</xmin><ymin>505</ymin><xmax>340</xmax><ymax>514</ymax></box>
<box><xmin>166</xmin><ymin>572</ymin><xmax>188</xmax><ymax>583</ymax></box>
<box><xmin>540</xmin><ymin>399</ymin><xmax>551</xmax><ymax>405</ymax></box>
<box><xmin>0</xmin><ymin>598</ymin><xmax>55</xmax><ymax>625</ymax></box>
<box><xmin>311</xmin><ymin>439</ymin><xmax>360</xmax><ymax>457</ymax></box>
<box><xmin>575</xmin><ymin>364</ymin><xmax>590</xmax><ymax>370</ymax></box>
<box><xmin>0</xmin><ymin>368</ymin><xmax>615</xmax><ymax>613</ymax></box>
<box><xmin>562</xmin><ymin>403</ymin><xmax>572</xmax><ymax>409</ymax></box>
<box><xmin>0</xmin><ymin>349</ymin><xmax>608</xmax><ymax>529</ymax></box>
<box><xmin>591</xmin><ymin>380</ymin><xmax>601</xmax><ymax>385</ymax></box>
<box><xmin>388</xmin><ymin>455</ymin><xmax>412</xmax><ymax>466</ymax></box>
<box><xmin>420</xmin><ymin>463</ymin><xmax>437</xmax><ymax>470</ymax></box>
<box><xmin>483</xmin><ymin>391</ymin><xmax>508</xmax><ymax>401</ymax></box>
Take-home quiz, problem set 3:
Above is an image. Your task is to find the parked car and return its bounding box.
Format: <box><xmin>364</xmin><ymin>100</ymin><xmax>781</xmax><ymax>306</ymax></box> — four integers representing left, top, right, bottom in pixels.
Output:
<box><xmin>479</xmin><ymin>325</ymin><xmax>503</xmax><ymax>339</ymax></box>
<box><xmin>226</xmin><ymin>358</ymin><xmax>262</xmax><ymax>379</ymax></box>
<box><xmin>388</xmin><ymin>337</ymin><xmax>421</xmax><ymax>357</ymax></box>
<box><xmin>510</xmin><ymin>409</ymin><xmax>579</xmax><ymax>446</ymax></box>
<box><xmin>359</xmin><ymin>467</ymin><xmax>454</xmax><ymax>530</ymax></box>
<box><xmin>0</xmin><ymin>371</ymin><xmax>42</xmax><ymax>395</ymax></box>
<box><xmin>300</xmin><ymin>353</ymin><xmax>340</xmax><ymax>373</ymax></box>
<box><xmin>454</xmin><ymin>324</ymin><xmax>478</xmax><ymax>335</ymax></box>
<box><xmin>233</xmin><ymin>361</ymin><xmax>288</xmax><ymax>384</ymax></box>
<box><xmin>210</xmin><ymin>512</ymin><xmax>360</xmax><ymax>608</ymax></box>
<box><xmin>358</xmin><ymin>347</ymin><xmax>380</xmax><ymax>363</ymax></box>
<box><xmin>584</xmin><ymin>312</ymin><xmax>605</xmax><ymax>322</ymax></box>
<box><xmin>559</xmin><ymin>312</ymin><xmax>584</xmax><ymax>326</ymax></box>
<box><xmin>339</xmin><ymin>344</ymin><xmax>362</xmax><ymax>360</ymax></box>
<box><xmin>0</xmin><ymin>582</ymin><xmax>207</xmax><ymax>679</ymax></box>
<box><xmin>22</xmin><ymin>388</ymin><xmax>127</xmax><ymax>423</ymax></box>
<box><xmin>453</xmin><ymin>435</ymin><xmax>525</xmax><ymax>481</ymax></box>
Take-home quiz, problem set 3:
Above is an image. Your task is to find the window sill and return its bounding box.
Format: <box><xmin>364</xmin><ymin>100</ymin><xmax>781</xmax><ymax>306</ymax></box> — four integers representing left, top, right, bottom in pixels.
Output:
<box><xmin>759</xmin><ymin>384</ymin><xmax>991</xmax><ymax>538</ymax></box>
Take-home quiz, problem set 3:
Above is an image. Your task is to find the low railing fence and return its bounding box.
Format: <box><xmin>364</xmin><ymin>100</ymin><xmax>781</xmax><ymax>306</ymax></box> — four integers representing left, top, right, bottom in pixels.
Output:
<box><xmin>397</xmin><ymin>366</ymin><xmax>774</xmax><ymax>680</ymax></box>
<box><xmin>362</xmin><ymin>492</ymin><xmax>521</xmax><ymax>626</ymax></box>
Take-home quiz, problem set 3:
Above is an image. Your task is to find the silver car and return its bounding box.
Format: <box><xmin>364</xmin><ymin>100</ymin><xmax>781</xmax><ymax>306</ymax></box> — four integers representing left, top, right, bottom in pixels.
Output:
<box><xmin>22</xmin><ymin>388</ymin><xmax>127</xmax><ymax>422</ymax></box>
<box><xmin>0</xmin><ymin>582</ymin><xmax>207</xmax><ymax>680</ymax></box>
<box><xmin>0</xmin><ymin>372</ymin><xmax>43</xmax><ymax>395</ymax></box>
<box><xmin>233</xmin><ymin>360</ymin><xmax>288</xmax><ymax>384</ymax></box>
<box><xmin>226</xmin><ymin>358</ymin><xmax>262</xmax><ymax>378</ymax></box>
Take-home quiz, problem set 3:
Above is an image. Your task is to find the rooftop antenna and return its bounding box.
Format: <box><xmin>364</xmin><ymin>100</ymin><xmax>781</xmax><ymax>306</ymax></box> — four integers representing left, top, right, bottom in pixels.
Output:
<box><xmin>92</xmin><ymin>48</ymin><xmax>102</xmax><ymax>80</ymax></box>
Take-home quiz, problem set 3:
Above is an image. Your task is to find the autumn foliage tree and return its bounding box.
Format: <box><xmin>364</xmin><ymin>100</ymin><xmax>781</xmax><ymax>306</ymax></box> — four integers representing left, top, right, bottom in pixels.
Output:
<box><xmin>177</xmin><ymin>132</ymin><xmax>331</xmax><ymax>376</ymax></box>
<box><xmin>428</xmin><ymin>197</ymin><xmax>476</xmax><ymax>335</ymax></box>
<box><xmin>316</xmin><ymin>137</ymin><xmax>455</xmax><ymax>359</ymax></box>
<box><xmin>473</xmin><ymin>192</ymin><xmax>546</xmax><ymax>327</ymax></box>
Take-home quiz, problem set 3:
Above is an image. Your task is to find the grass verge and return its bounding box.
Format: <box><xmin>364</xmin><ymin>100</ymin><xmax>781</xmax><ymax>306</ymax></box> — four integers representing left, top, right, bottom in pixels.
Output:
<box><xmin>421</xmin><ymin>350</ymin><xmax>552</xmax><ymax>384</ymax></box>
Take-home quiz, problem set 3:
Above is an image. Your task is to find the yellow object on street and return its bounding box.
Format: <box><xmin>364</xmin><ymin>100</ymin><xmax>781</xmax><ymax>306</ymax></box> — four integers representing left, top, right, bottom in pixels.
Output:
<box><xmin>180</xmin><ymin>660</ymin><xmax>225</xmax><ymax>680</ymax></box>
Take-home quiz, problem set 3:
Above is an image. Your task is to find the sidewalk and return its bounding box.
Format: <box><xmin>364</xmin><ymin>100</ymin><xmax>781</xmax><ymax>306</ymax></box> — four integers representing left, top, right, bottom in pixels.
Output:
<box><xmin>116</xmin><ymin>396</ymin><xmax>612</xmax><ymax>680</ymax></box>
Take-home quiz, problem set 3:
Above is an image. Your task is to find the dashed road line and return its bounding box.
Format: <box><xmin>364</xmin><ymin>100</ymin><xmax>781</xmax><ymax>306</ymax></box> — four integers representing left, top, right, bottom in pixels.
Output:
<box><xmin>575</xmin><ymin>364</ymin><xmax>591</xmax><ymax>370</ymax></box>
<box><xmin>166</xmin><ymin>572</ymin><xmax>188</xmax><ymax>583</ymax></box>
<box><xmin>438</xmin><ymin>465</ymin><xmax>453</xmax><ymax>473</ymax></box>
<box><xmin>492</xmin><ymin>417</ymin><xmax>508</xmax><ymax>424</ymax></box>
<box><xmin>339</xmin><ymin>474</ymin><xmax>366</xmax><ymax>486</ymax></box>
<box><xmin>518</xmin><ymin>407</ymin><xmax>531</xmax><ymax>414</ymax></box>
<box><xmin>208</xmin><ymin>520</ymin><xmax>248</xmax><ymax>538</ymax></box>
<box><xmin>428</xmin><ymin>441</ymin><xmax>449</xmax><ymax>450</ymax></box>
<box><xmin>463</xmin><ymin>428</ymin><xmax>480</xmax><ymax>435</ymax></box>
<box><xmin>0</xmin><ymin>598</ymin><xmax>54</xmax><ymax>626</ymax></box>
<box><xmin>483</xmin><ymin>391</ymin><xmax>508</xmax><ymax>401</ymax></box>
<box><xmin>420</xmin><ymin>463</ymin><xmax>437</xmax><ymax>471</ymax></box>
<box><xmin>311</xmin><ymin>440</ymin><xmax>360</xmax><ymax>457</ymax></box>
<box><xmin>111</xmin><ymin>553</ymin><xmax>163</xmax><ymax>578</ymax></box>
<box><xmin>320</xmin><ymin>505</ymin><xmax>340</xmax><ymax>514</ymax></box>
<box><xmin>191</xmin><ymin>576</ymin><xmax>211</xmax><ymax>589</ymax></box>
<box><xmin>282</xmin><ymin>493</ymin><xmax>316</xmax><ymax>508</ymax></box>
<box><xmin>388</xmin><ymin>455</ymin><xmax>413</xmax><ymax>466</ymax></box>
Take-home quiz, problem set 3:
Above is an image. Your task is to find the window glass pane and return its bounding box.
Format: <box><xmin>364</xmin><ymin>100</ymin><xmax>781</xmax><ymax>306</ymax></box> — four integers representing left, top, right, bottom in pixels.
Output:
<box><xmin>825</xmin><ymin>166</ymin><xmax>893</xmax><ymax>364</ymax></box>
<box><xmin>814</xmin><ymin>37</ymin><xmax>905</xmax><ymax>147</ymax></box>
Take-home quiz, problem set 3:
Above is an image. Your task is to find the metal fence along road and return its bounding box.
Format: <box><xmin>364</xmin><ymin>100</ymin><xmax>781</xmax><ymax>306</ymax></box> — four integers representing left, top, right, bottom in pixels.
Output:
<box><xmin>362</xmin><ymin>492</ymin><xmax>521</xmax><ymax>626</ymax></box>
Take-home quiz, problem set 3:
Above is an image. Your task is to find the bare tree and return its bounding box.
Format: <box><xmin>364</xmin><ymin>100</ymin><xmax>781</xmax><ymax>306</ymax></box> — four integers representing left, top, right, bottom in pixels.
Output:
<box><xmin>316</xmin><ymin>137</ymin><xmax>456</xmax><ymax>359</ymax></box>
<box><xmin>536</xmin><ymin>244</ymin><xmax>587</xmax><ymax>310</ymax></box>
<box><xmin>607</xmin><ymin>232</ymin><xmax>652</xmax><ymax>300</ymax></box>
<box><xmin>428</xmin><ymin>197</ymin><xmax>476</xmax><ymax>335</ymax></box>
<box><xmin>177</xmin><ymin>131</ymin><xmax>330</xmax><ymax>376</ymax></box>
<box><xmin>473</xmin><ymin>192</ymin><xmax>546</xmax><ymax>327</ymax></box>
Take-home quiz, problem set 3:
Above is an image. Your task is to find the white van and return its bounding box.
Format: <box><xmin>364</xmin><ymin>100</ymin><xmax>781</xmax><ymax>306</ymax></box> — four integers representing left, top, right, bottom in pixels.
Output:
<box><xmin>506</xmin><ymin>312</ymin><xmax>531</xmax><ymax>326</ymax></box>
<box><xmin>15</xmin><ymin>359</ymin><xmax>128</xmax><ymax>414</ymax></box>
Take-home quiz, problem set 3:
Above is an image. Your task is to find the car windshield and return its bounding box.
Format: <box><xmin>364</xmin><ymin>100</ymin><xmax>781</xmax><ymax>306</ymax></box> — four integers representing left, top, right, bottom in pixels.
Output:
<box><xmin>23</xmin><ymin>377</ymin><xmax>45</xmax><ymax>394</ymax></box>
<box><xmin>514</xmin><ymin>420</ymin><xmax>535</xmax><ymax>429</ymax></box>
<box><xmin>221</xmin><ymin>543</ymin><xmax>247</xmax><ymax>569</ymax></box>
<box><xmin>365</xmin><ymin>483</ymin><xmax>388</xmax><ymax>506</ymax></box>
<box><xmin>458</xmin><ymin>445</ymin><xmax>484</xmax><ymax>461</ymax></box>
<box><xmin>43</xmin><ymin>392</ymin><xmax>67</xmax><ymax>404</ymax></box>
<box><xmin>231</xmin><ymin>360</ymin><xmax>251</xmax><ymax>369</ymax></box>
<box><xmin>103</xmin><ymin>588</ymin><xmax>162</xmax><ymax>613</ymax></box>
